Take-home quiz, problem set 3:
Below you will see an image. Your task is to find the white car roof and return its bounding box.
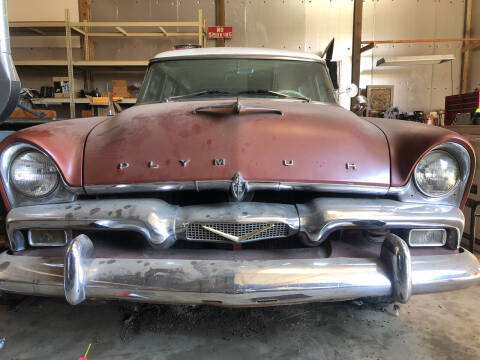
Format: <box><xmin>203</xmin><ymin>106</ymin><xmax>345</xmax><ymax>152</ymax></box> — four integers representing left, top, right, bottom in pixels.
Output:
<box><xmin>153</xmin><ymin>47</ymin><xmax>324</xmax><ymax>62</ymax></box>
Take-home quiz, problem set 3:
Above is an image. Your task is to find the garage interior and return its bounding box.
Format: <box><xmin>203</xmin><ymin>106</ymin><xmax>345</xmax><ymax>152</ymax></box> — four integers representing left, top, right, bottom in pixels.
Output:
<box><xmin>0</xmin><ymin>0</ymin><xmax>480</xmax><ymax>359</ymax></box>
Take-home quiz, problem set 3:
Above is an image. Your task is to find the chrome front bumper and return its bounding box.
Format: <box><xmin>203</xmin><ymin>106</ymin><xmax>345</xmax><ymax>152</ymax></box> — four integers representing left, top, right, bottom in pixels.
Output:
<box><xmin>0</xmin><ymin>234</ymin><xmax>478</xmax><ymax>306</ymax></box>
<box><xmin>5</xmin><ymin>198</ymin><xmax>465</xmax><ymax>250</ymax></box>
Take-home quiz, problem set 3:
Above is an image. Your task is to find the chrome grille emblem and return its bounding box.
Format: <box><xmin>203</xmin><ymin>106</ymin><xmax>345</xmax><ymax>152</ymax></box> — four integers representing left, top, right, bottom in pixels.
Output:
<box><xmin>186</xmin><ymin>222</ymin><xmax>289</xmax><ymax>243</ymax></box>
<box><xmin>118</xmin><ymin>162</ymin><xmax>129</xmax><ymax>170</ymax></box>
<box><xmin>231</xmin><ymin>172</ymin><xmax>247</xmax><ymax>201</ymax></box>
<box><xmin>179</xmin><ymin>159</ymin><xmax>190</xmax><ymax>167</ymax></box>
<box><xmin>201</xmin><ymin>224</ymin><xmax>275</xmax><ymax>243</ymax></box>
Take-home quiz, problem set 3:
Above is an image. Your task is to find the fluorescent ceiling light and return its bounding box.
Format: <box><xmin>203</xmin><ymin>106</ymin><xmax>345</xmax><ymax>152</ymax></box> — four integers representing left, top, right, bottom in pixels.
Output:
<box><xmin>376</xmin><ymin>54</ymin><xmax>455</xmax><ymax>67</ymax></box>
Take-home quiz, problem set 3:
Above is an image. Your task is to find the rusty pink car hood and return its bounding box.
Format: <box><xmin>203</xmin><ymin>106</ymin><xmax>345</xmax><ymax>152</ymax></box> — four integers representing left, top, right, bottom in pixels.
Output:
<box><xmin>83</xmin><ymin>99</ymin><xmax>390</xmax><ymax>186</ymax></box>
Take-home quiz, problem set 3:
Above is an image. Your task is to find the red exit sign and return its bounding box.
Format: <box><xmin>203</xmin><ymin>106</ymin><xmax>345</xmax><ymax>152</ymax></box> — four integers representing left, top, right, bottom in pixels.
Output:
<box><xmin>208</xmin><ymin>26</ymin><xmax>233</xmax><ymax>39</ymax></box>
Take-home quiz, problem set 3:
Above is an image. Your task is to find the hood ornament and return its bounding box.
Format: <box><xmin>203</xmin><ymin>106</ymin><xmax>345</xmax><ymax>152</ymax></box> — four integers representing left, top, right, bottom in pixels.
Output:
<box><xmin>231</xmin><ymin>172</ymin><xmax>247</xmax><ymax>201</ymax></box>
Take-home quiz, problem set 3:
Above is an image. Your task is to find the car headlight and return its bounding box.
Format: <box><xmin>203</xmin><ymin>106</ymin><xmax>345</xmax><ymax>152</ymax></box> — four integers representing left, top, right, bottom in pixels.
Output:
<box><xmin>10</xmin><ymin>151</ymin><xmax>59</xmax><ymax>197</ymax></box>
<box><xmin>414</xmin><ymin>150</ymin><xmax>460</xmax><ymax>197</ymax></box>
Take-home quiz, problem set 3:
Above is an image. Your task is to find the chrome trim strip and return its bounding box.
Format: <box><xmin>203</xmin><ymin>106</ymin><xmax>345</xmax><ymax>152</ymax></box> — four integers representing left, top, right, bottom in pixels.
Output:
<box><xmin>297</xmin><ymin>198</ymin><xmax>464</xmax><ymax>247</ymax></box>
<box><xmin>0</xmin><ymin>245</ymin><xmax>478</xmax><ymax>306</ymax></box>
<box><xmin>152</xmin><ymin>47</ymin><xmax>324</xmax><ymax>62</ymax></box>
<box><xmin>6</xmin><ymin>199</ymin><xmax>178</xmax><ymax>251</ymax></box>
<box><xmin>84</xmin><ymin>181</ymin><xmax>389</xmax><ymax>196</ymax></box>
<box><xmin>150</xmin><ymin>55</ymin><xmax>325</xmax><ymax>63</ymax></box>
<box><xmin>6</xmin><ymin>198</ymin><xmax>464</xmax><ymax>251</ymax></box>
<box><xmin>0</xmin><ymin>143</ymin><xmax>84</xmax><ymax>207</ymax></box>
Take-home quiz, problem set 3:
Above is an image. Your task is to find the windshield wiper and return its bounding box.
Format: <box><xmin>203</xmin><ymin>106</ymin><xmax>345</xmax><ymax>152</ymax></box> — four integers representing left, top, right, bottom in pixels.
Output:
<box><xmin>166</xmin><ymin>90</ymin><xmax>234</xmax><ymax>102</ymax></box>
<box><xmin>238</xmin><ymin>89</ymin><xmax>311</xmax><ymax>102</ymax></box>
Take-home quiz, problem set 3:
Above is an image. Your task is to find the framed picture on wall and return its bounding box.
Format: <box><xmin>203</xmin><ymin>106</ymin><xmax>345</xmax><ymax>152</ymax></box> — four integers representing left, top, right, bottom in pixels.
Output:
<box><xmin>366</xmin><ymin>85</ymin><xmax>394</xmax><ymax>111</ymax></box>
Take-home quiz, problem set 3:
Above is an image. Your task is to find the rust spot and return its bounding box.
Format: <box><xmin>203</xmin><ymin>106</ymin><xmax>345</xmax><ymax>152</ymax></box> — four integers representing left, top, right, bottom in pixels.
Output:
<box><xmin>115</xmin><ymin>209</ymin><xmax>122</xmax><ymax>217</ymax></box>
<box><xmin>165</xmin><ymin>159</ymin><xmax>171</xmax><ymax>166</ymax></box>
<box><xmin>65</xmin><ymin>205</ymin><xmax>72</xmax><ymax>210</ymax></box>
<box><xmin>0</xmin><ymin>262</ymin><xmax>10</xmax><ymax>271</ymax></box>
<box><xmin>107</xmin><ymin>260</ymin><xmax>116</xmax><ymax>264</ymax></box>
<box><xmin>207</xmin><ymin>139</ymin><xmax>212</xmax><ymax>145</ymax></box>
<box><xmin>74</xmin><ymin>206</ymin><xmax>81</xmax><ymax>211</ymax></box>
<box><xmin>65</xmin><ymin>213</ymin><xmax>74</xmax><ymax>219</ymax></box>
<box><xmin>108</xmin><ymin>211</ymin><xmax>113</xmax><ymax>216</ymax></box>
<box><xmin>124</xmin><ymin>205</ymin><xmax>132</xmax><ymax>209</ymax></box>
<box><xmin>144</xmin><ymin>262</ymin><xmax>150</xmax><ymax>267</ymax></box>
<box><xmin>89</xmin><ymin>208</ymin><xmax>100</xmax><ymax>215</ymax></box>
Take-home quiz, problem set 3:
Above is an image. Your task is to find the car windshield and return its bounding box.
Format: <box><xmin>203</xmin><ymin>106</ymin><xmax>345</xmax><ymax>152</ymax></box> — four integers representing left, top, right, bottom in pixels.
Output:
<box><xmin>137</xmin><ymin>58</ymin><xmax>337</xmax><ymax>104</ymax></box>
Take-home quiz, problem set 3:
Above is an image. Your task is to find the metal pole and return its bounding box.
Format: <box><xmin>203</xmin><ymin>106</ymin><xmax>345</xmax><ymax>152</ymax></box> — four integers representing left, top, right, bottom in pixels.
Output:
<box><xmin>460</xmin><ymin>0</ymin><xmax>473</xmax><ymax>94</ymax></box>
<box><xmin>65</xmin><ymin>9</ymin><xmax>75</xmax><ymax>119</ymax></box>
<box><xmin>198</xmin><ymin>9</ymin><xmax>203</xmax><ymax>46</ymax></box>
<box><xmin>351</xmin><ymin>0</ymin><xmax>363</xmax><ymax>110</ymax></box>
<box><xmin>215</xmin><ymin>0</ymin><xmax>225</xmax><ymax>47</ymax></box>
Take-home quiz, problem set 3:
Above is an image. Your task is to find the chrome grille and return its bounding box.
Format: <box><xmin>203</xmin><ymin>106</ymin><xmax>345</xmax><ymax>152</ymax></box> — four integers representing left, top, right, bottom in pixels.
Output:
<box><xmin>186</xmin><ymin>222</ymin><xmax>289</xmax><ymax>242</ymax></box>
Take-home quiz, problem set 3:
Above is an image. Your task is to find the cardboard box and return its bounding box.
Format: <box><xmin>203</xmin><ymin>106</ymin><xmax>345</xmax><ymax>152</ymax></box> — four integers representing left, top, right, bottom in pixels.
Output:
<box><xmin>81</xmin><ymin>109</ymin><xmax>93</xmax><ymax>118</ymax></box>
<box><xmin>112</xmin><ymin>80</ymin><xmax>131</xmax><ymax>98</ymax></box>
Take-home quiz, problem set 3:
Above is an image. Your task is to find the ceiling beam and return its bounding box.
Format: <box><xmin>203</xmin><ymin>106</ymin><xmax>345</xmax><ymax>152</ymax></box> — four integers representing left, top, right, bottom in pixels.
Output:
<box><xmin>362</xmin><ymin>38</ymin><xmax>480</xmax><ymax>45</ymax></box>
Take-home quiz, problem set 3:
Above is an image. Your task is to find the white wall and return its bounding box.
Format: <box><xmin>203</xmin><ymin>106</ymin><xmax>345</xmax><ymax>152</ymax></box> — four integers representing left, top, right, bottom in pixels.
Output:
<box><xmin>227</xmin><ymin>0</ymin><xmax>466</xmax><ymax>112</ymax></box>
<box><xmin>362</xmin><ymin>0</ymin><xmax>464</xmax><ymax>112</ymax></box>
<box><xmin>7</xmin><ymin>0</ymin><xmax>79</xmax><ymax>22</ymax></box>
<box><xmin>12</xmin><ymin>0</ymin><xmax>469</xmax><ymax>113</ymax></box>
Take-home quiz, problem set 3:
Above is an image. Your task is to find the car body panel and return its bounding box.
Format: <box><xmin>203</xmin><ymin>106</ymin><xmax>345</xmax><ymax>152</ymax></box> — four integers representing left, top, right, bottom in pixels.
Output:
<box><xmin>0</xmin><ymin>117</ymin><xmax>107</xmax><ymax>187</ymax></box>
<box><xmin>83</xmin><ymin>99</ymin><xmax>390</xmax><ymax>186</ymax></box>
<box><xmin>365</xmin><ymin>117</ymin><xmax>475</xmax><ymax>207</ymax></box>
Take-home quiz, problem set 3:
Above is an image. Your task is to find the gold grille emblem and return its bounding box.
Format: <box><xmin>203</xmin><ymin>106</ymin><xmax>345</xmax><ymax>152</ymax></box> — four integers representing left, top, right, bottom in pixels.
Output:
<box><xmin>201</xmin><ymin>224</ymin><xmax>275</xmax><ymax>243</ymax></box>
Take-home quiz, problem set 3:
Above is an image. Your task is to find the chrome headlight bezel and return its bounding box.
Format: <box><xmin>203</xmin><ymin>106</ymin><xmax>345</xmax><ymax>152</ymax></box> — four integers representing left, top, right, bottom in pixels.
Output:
<box><xmin>390</xmin><ymin>142</ymin><xmax>471</xmax><ymax>207</ymax></box>
<box><xmin>0</xmin><ymin>143</ymin><xmax>82</xmax><ymax>207</ymax></box>
<box><xmin>413</xmin><ymin>150</ymin><xmax>460</xmax><ymax>198</ymax></box>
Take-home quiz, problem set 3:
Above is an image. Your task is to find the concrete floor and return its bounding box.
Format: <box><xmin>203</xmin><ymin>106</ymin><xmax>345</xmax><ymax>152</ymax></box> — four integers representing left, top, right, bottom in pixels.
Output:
<box><xmin>0</xmin><ymin>284</ymin><xmax>479</xmax><ymax>360</ymax></box>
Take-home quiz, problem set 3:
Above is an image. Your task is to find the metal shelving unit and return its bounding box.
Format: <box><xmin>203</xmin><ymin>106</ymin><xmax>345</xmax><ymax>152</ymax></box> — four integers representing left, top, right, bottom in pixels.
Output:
<box><xmin>31</xmin><ymin>98</ymin><xmax>137</xmax><ymax>105</ymax></box>
<box><xmin>10</xmin><ymin>9</ymin><xmax>206</xmax><ymax>118</ymax></box>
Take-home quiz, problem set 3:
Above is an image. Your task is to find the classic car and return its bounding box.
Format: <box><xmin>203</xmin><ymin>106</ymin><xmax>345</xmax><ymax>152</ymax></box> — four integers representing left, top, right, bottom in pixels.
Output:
<box><xmin>0</xmin><ymin>47</ymin><xmax>479</xmax><ymax>307</ymax></box>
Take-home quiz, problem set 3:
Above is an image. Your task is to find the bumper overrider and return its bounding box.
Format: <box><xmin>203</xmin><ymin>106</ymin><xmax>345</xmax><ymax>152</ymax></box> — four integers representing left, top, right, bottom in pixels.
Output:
<box><xmin>0</xmin><ymin>198</ymin><xmax>479</xmax><ymax>306</ymax></box>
